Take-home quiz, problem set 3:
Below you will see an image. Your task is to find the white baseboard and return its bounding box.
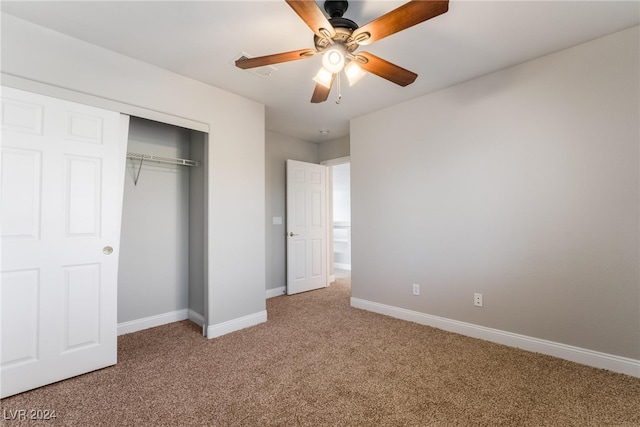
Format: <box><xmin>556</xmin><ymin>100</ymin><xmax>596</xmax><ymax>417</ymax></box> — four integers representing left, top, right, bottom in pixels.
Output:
<box><xmin>118</xmin><ymin>309</ymin><xmax>267</xmax><ymax>340</ymax></box>
<box><xmin>351</xmin><ymin>297</ymin><xmax>640</xmax><ymax>378</ymax></box>
<box><xmin>334</xmin><ymin>263</ymin><xmax>351</xmax><ymax>270</ymax></box>
<box><xmin>118</xmin><ymin>309</ymin><xmax>188</xmax><ymax>336</ymax></box>
<box><xmin>266</xmin><ymin>286</ymin><xmax>286</xmax><ymax>299</ymax></box>
<box><xmin>207</xmin><ymin>310</ymin><xmax>267</xmax><ymax>339</ymax></box>
<box><xmin>188</xmin><ymin>309</ymin><xmax>204</xmax><ymax>325</ymax></box>
<box><xmin>328</xmin><ymin>274</ymin><xmax>336</xmax><ymax>284</ymax></box>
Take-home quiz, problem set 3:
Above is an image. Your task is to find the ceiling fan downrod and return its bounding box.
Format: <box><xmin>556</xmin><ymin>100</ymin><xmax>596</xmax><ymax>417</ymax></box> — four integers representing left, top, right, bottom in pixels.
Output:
<box><xmin>324</xmin><ymin>0</ymin><xmax>348</xmax><ymax>18</ymax></box>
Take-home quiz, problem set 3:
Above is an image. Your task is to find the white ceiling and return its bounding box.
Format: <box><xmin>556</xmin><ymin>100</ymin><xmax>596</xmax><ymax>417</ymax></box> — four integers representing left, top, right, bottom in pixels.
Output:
<box><xmin>2</xmin><ymin>1</ymin><xmax>638</xmax><ymax>143</ymax></box>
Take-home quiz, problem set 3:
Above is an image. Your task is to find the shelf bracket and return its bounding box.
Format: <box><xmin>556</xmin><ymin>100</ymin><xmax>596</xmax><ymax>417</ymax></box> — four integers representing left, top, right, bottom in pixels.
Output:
<box><xmin>134</xmin><ymin>157</ymin><xmax>144</xmax><ymax>186</ymax></box>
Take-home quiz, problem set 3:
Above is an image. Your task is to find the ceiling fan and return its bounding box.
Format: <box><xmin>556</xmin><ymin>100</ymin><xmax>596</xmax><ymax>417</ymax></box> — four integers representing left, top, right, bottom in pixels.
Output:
<box><xmin>235</xmin><ymin>0</ymin><xmax>449</xmax><ymax>103</ymax></box>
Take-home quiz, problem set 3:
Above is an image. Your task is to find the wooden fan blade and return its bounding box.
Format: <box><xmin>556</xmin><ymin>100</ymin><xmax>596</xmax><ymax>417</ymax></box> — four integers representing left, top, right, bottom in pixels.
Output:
<box><xmin>235</xmin><ymin>49</ymin><xmax>316</xmax><ymax>69</ymax></box>
<box><xmin>355</xmin><ymin>52</ymin><xmax>417</xmax><ymax>87</ymax></box>
<box><xmin>352</xmin><ymin>0</ymin><xmax>449</xmax><ymax>45</ymax></box>
<box><xmin>311</xmin><ymin>75</ymin><xmax>335</xmax><ymax>103</ymax></box>
<box><xmin>286</xmin><ymin>0</ymin><xmax>336</xmax><ymax>39</ymax></box>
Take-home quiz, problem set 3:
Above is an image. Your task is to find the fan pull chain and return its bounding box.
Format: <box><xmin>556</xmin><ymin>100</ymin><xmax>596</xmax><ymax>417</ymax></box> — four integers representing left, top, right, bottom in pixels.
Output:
<box><xmin>336</xmin><ymin>72</ymin><xmax>342</xmax><ymax>104</ymax></box>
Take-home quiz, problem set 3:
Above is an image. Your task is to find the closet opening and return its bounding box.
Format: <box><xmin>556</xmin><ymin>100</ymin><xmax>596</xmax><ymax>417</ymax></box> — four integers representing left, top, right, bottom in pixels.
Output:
<box><xmin>117</xmin><ymin>116</ymin><xmax>207</xmax><ymax>336</ymax></box>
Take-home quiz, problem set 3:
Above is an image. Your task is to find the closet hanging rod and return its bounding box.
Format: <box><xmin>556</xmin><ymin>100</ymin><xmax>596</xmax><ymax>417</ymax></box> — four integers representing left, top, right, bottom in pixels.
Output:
<box><xmin>126</xmin><ymin>152</ymin><xmax>200</xmax><ymax>167</ymax></box>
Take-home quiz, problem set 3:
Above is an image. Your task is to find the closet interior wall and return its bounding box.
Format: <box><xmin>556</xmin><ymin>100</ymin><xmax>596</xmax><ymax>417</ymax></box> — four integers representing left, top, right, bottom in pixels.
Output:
<box><xmin>118</xmin><ymin>116</ymin><xmax>205</xmax><ymax>328</ymax></box>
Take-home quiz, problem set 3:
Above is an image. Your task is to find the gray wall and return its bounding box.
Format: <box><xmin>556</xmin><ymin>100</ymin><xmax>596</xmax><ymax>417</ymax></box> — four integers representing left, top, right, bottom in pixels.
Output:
<box><xmin>351</xmin><ymin>26</ymin><xmax>639</xmax><ymax>359</ymax></box>
<box><xmin>319</xmin><ymin>136</ymin><xmax>350</xmax><ymax>162</ymax></box>
<box><xmin>265</xmin><ymin>131</ymin><xmax>318</xmax><ymax>291</ymax></box>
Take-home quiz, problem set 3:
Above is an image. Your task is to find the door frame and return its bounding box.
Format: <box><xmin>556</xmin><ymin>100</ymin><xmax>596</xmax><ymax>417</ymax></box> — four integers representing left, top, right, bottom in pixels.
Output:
<box><xmin>320</xmin><ymin>156</ymin><xmax>351</xmax><ymax>284</ymax></box>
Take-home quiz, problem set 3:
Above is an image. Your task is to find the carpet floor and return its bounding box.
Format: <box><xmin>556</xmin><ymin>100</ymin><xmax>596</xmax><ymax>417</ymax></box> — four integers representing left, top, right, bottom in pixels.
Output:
<box><xmin>1</xmin><ymin>278</ymin><xmax>639</xmax><ymax>426</ymax></box>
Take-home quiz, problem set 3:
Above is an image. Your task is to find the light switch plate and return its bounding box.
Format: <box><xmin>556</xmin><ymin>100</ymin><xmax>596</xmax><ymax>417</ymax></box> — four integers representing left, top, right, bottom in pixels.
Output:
<box><xmin>272</xmin><ymin>216</ymin><xmax>282</xmax><ymax>225</ymax></box>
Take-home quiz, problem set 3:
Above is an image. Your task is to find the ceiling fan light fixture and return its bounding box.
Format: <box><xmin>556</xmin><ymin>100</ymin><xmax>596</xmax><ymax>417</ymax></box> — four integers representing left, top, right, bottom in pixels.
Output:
<box><xmin>344</xmin><ymin>61</ymin><xmax>366</xmax><ymax>86</ymax></box>
<box><xmin>321</xmin><ymin>44</ymin><xmax>347</xmax><ymax>73</ymax></box>
<box><xmin>313</xmin><ymin>67</ymin><xmax>334</xmax><ymax>88</ymax></box>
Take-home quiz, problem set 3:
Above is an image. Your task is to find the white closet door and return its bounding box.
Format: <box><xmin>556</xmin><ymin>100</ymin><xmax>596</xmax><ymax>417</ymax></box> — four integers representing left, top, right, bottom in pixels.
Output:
<box><xmin>0</xmin><ymin>86</ymin><xmax>127</xmax><ymax>398</ymax></box>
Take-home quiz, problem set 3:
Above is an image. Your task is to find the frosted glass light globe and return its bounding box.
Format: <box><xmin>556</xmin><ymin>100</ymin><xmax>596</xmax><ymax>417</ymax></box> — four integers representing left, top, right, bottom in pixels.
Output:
<box><xmin>322</xmin><ymin>44</ymin><xmax>347</xmax><ymax>74</ymax></box>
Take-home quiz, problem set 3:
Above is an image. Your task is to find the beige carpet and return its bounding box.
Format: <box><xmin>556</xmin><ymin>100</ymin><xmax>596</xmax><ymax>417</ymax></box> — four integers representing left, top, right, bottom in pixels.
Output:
<box><xmin>2</xmin><ymin>278</ymin><xmax>639</xmax><ymax>426</ymax></box>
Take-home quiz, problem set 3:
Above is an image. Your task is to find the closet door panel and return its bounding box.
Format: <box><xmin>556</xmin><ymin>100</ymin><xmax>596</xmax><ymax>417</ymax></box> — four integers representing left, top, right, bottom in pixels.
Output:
<box><xmin>0</xmin><ymin>86</ymin><xmax>126</xmax><ymax>398</ymax></box>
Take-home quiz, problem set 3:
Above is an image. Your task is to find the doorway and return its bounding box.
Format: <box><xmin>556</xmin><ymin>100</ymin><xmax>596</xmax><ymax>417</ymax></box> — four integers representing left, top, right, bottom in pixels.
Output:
<box><xmin>322</xmin><ymin>156</ymin><xmax>351</xmax><ymax>282</ymax></box>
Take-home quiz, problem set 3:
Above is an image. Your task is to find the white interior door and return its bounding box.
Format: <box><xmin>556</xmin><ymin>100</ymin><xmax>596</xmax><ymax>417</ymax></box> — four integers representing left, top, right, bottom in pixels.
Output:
<box><xmin>0</xmin><ymin>87</ymin><xmax>127</xmax><ymax>398</ymax></box>
<box><xmin>286</xmin><ymin>159</ymin><xmax>327</xmax><ymax>295</ymax></box>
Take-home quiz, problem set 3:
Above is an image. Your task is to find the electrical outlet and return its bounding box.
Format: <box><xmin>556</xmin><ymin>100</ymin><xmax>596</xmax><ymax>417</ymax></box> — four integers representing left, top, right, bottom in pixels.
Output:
<box><xmin>474</xmin><ymin>293</ymin><xmax>483</xmax><ymax>307</ymax></box>
<box><xmin>412</xmin><ymin>284</ymin><xmax>420</xmax><ymax>296</ymax></box>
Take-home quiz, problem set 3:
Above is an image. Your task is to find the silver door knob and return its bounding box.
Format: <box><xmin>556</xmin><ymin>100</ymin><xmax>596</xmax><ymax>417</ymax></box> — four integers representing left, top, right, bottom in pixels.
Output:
<box><xmin>289</xmin><ymin>232</ymin><xmax>298</xmax><ymax>237</ymax></box>
<box><xmin>103</xmin><ymin>246</ymin><xmax>113</xmax><ymax>255</ymax></box>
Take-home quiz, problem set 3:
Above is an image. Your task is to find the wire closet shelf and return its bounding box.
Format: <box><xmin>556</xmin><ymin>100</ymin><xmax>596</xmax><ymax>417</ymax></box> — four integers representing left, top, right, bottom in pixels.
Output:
<box><xmin>126</xmin><ymin>151</ymin><xmax>200</xmax><ymax>186</ymax></box>
<box><xmin>126</xmin><ymin>151</ymin><xmax>200</xmax><ymax>167</ymax></box>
